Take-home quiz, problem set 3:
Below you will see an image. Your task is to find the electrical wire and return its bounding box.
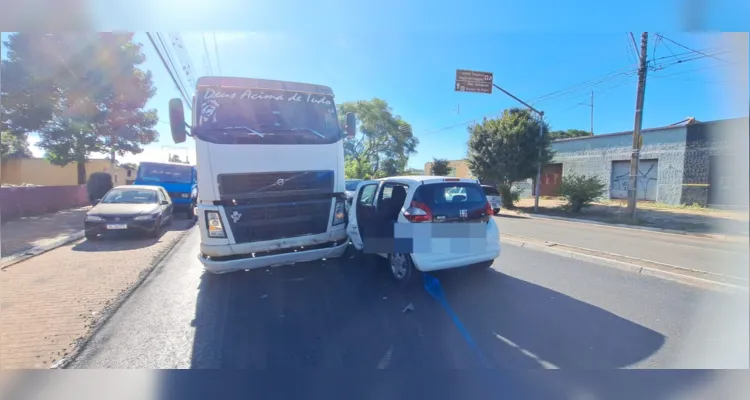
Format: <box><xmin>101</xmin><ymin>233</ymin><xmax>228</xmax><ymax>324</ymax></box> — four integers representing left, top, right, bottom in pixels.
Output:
<box><xmin>145</xmin><ymin>32</ymin><xmax>192</xmax><ymax>108</ymax></box>
<box><xmin>656</xmin><ymin>34</ymin><xmax>730</xmax><ymax>64</ymax></box>
<box><xmin>201</xmin><ymin>32</ymin><xmax>214</xmax><ymax>75</ymax></box>
<box><xmin>155</xmin><ymin>33</ymin><xmax>191</xmax><ymax>102</ymax></box>
<box><xmin>168</xmin><ymin>33</ymin><xmax>197</xmax><ymax>89</ymax></box>
<box><xmin>212</xmin><ymin>31</ymin><xmax>222</xmax><ymax>75</ymax></box>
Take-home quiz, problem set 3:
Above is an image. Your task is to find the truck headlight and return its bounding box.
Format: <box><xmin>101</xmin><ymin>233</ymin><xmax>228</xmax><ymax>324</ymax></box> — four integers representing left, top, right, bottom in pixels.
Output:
<box><xmin>332</xmin><ymin>200</ymin><xmax>346</xmax><ymax>226</ymax></box>
<box><xmin>206</xmin><ymin>211</ymin><xmax>227</xmax><ymax>238</ymax></box>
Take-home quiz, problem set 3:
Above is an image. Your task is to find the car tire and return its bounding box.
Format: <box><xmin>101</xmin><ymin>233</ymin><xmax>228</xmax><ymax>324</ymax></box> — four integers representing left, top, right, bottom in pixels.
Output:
<box><xmin>149</xmin><ymin>219</ymin><xmax>162</xmax><ymax>238</ymax></box>
<box><xmin>85</xmin><ymin>232</ymin><xmax>99</xmax><ymax>241</ymax></box>
<box><xmin>473</xmin><ymin>260</ymin><xmax>494</xmax><ymax>270</ymax></box>
<box><xmin>493</xmin><ymin>209</ymin><xmax>500</xmax><ymax>215</ymax></box>
<box><xmin>388</xmin><ymin>253</ymin><xmax>419</xmax><ymax>285</ymax></box>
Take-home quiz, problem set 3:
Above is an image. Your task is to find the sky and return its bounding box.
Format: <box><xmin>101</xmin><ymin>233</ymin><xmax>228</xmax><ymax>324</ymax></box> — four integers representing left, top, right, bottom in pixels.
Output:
<box><xmin>2</xmin><ymin>2</ymin><xmax>748</xmax><ymax>170</ymax></box>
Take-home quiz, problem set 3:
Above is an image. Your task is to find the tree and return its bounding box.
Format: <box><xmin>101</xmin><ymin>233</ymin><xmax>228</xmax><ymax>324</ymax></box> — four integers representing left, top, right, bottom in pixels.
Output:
<box><xmin>120</xmin><ymin>162</ymin><xmax>138</xmax><ymax>171</ymax></box>
<box><xmin>466</xmin><ymin>108</ymin><xmax>553</xmax><ymax>186</ymax></box>
<box><xmin>430</xmin><ymin>158</ymin><xmax>453</xmax><ymax>176</ymax></box>
<box><xmin>338</xmin><ymin>98</ymin><xmax>418</xmax><ymax>179</ymax></box>
<box><xmin>1</xmin><ymin>33</ymin><xmax>159</xmax><ymax>184</ymax></box>
<box><xmin>1</xmin><ymin>131</ymin><xmax>33</xmax><ymax>159</ymax></box>
<box><xmin>549</xmin><ymin>128</ymin><xmax>592</xmax><ymax>140</ymax></box>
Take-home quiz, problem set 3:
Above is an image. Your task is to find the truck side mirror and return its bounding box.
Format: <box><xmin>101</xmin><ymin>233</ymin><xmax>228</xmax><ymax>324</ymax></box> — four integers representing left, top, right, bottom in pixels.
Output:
<box><xmin>169</xmin><ymin>98</ymin><xmax>188</xmax><ymax>144</ymax></box>
<box><xmin>345</xmin><ymin>112</ymin><xmax>356</xmax><ymax>138</ymax></box>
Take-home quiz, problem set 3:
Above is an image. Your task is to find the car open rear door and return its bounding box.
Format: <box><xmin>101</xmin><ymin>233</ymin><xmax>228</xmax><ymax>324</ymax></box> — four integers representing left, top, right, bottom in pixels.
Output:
<box><xmin>346</xmin><ymin>180</ymin><xmax>379</xmax><ymax>250</ymax></box>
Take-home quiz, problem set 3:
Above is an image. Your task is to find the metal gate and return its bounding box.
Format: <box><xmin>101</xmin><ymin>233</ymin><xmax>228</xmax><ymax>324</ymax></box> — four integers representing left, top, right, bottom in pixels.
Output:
<box><xmin>610</xmin><ymin>159</ymin><xmax>658</xmax><ymax>201</ymax></box>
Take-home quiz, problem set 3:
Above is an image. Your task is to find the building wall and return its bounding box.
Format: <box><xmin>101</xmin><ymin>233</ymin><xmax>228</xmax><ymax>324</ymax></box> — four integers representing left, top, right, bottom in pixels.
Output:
<box><xmin>683</xmin><ymin>118</ymin><xmax>749</xmax><ymax>206</ymax></box>
<box><xmin>1</xmin><ymin>158</ymin><xmax>129</xmax><ymax>186</ymax></box>
<box><xmin>551</xmin><ymin>126</ymin><xmax>688</xmax><ymax>205</ymax></box>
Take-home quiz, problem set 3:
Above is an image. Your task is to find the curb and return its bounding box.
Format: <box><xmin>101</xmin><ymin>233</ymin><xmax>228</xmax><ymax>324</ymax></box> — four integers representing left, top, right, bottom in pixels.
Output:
<box><xmin>1</xmin><ymin>231</ymin><xmax>86</xmax><ymax>270</ymax></box>
<box><xmin>500</xmin><ymin>236</ymin><xmax>748</xmax><ymax>293</ymax></box>
<box><xmin>501</xmin><ymin>210</ymin><xmax>747</xmax><ymax>242</ymax></box>
<box><xmin>50</xmin><ymin>224</ymin><xmax>195</xmax><ymax>369</ymax></box>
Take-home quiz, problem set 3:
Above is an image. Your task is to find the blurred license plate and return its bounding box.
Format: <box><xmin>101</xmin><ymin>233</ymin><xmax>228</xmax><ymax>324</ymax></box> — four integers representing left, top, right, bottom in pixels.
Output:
<box><xmin>106</xmin><ymin>224</ymin><xmax>127</xmax><ymax>230</ymax></box>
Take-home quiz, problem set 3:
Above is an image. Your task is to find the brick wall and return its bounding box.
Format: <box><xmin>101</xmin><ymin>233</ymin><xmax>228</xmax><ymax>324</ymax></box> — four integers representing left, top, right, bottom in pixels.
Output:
<box><xmin>0</xmin><ymin>185</ymin><xmax>89</xmax><ymax>222</ymax></box>
<box><xmin>550</xmin><ymin>126</ymin><xmax>688</xmax><ymax>205</ymax></box>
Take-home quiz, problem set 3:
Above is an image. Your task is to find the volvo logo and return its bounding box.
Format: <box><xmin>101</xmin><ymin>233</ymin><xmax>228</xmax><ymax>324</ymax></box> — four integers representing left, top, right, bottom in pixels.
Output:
<box><xmin>276</xmin><ymin>178</ymin><xmax>286</xmax><ymax>186</ymax></box>
<box><xmin>114</xmin><ymin>217</ymin><xmax>120</xmax><ymax>221</ymax></box>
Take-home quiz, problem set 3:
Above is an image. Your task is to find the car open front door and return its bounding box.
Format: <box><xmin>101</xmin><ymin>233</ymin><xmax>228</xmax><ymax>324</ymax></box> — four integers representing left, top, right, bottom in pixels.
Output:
<box><xmin>346</xmin><ymin>180</ymin><xmax>379</xmax><ymax>250</ymax></box>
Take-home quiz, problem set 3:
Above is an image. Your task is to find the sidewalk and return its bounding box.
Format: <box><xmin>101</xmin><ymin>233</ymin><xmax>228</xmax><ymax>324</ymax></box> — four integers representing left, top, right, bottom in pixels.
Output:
<box><xmin>509</xmin><ymin>198</ymin><xmax>749</xmax><ymax>237</ymax></box>
<box><xmin>1</xmin><ymin>207</ymin><xmax>90</xmax><ymax>260</ymax></box>
<box><xmin>0</xmin><ymin>218</ymin><xmax>195</xmax><ymax>369</ymax></box>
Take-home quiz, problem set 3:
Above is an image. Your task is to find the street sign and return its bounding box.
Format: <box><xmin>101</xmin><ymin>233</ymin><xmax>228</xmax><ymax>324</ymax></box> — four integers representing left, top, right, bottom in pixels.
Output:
<box><xmin>455</xmin><ymin>69</ymin><xmax>494</xmax><ymax>94</ymax></box>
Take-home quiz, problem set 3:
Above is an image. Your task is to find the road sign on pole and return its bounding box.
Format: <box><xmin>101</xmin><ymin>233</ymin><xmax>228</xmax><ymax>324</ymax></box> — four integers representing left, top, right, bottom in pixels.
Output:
<box><xmin>455</xmin><ymin>69</ymin><xmax>494</xmax><ymax>94</ymax></box>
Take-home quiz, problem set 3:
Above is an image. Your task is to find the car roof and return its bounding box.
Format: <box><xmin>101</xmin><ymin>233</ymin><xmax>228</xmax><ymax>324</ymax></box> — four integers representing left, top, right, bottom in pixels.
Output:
<box><xmin>113</xmin><ymin>185</ymin><xmax>162</xmax><ymax>191</ymax></box>
<box><xmin>377</xmin><ymin>175</ymin><xmax>481</xmax><ymax>185</ymax></box>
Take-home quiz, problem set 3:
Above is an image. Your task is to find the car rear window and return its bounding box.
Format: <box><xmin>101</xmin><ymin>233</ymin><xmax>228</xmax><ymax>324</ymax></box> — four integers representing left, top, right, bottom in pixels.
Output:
<box><xmin>482</xmin><ymin>186</ymin><xmax>500</xmax><ymax>196</ymax></box>
<box><xmin>413</xmin><ymin>183</ymin><xmax>487</xmax><ymax>206</ymax></box>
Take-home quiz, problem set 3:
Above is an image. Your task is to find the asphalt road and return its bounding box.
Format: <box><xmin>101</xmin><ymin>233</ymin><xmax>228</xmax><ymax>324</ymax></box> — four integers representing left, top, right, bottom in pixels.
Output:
<box><xmin>70</xmin><ymin>226</ymin><xmax>748</xmax><ymax>372</ymax></box>
<box><xmin>496</xmin><ymin>214</ymin><xmax>749</xmax><ymax>280</ymax></box>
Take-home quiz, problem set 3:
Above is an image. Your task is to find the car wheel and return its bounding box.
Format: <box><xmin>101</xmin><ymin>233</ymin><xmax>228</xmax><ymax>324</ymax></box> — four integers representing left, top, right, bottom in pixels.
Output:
<box><xmin>493</xmin><ymin>209</ymin><xmax>500</xmax><ymax>215</ymax></box>
<box><xmin>149</xmin><ymin>219</ymin><xmax>162</xmax><ymax>238</ymax></box>
<box><xmin>473</xmin><ymin>260</ymin><xmax>494</xmax><ymax>270</ymax></box>
<box><xmin>388</xmin><ymin>253</ymin><xmax>419</xmax><ymax>285</ymax></box>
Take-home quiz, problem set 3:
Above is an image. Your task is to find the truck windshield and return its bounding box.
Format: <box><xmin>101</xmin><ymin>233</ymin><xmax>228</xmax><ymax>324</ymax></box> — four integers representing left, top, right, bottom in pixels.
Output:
<box><xmin>195</xmin><ymin>87</ymin><xmax>342</xmax><ymax>145</ymax></box>
<box><xmin>138</xmin><ymin>164</ymin><xmax>193</xmax><ymax>184</ymax></box>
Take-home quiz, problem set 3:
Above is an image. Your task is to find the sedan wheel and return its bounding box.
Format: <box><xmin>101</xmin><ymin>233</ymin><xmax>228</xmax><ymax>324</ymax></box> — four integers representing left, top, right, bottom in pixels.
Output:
<box><xmin>389</xmin><ymin>253</ymin><xmax>418</xmax><ymax>285</ymax></box>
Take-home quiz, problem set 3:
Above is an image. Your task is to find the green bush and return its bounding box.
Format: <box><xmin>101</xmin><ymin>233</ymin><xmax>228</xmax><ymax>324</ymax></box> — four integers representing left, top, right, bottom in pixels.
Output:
<box><xmin>499</xmin><ymin>183</ymin><xmax>521</xmax><ymax>209</ymax></box>
<box><xmin>86</xmin><ymin>172</ymin><xmax>113</xmax><ymax>203</ymax></box>
<box><xmin>559</xmin><ymin>174</ymin><xmax>606</xmax><ymax>213</ymax></box>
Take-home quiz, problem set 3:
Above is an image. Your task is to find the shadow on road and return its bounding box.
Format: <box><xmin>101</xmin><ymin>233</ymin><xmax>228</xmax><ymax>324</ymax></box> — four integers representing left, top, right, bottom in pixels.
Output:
<box><xmin>181</xmin><ymin>255</ymin><xmax>665</xmax><ymax>370</ymax></box>
<box><xmin>495</xmin><ymin>213</ymin><xmax>530</xmax><ymax>220</ymax></box>
<box><xmin>71</xmin><ymin>218</ymin><xmax>196</xmax><ymax>252</ymax></box>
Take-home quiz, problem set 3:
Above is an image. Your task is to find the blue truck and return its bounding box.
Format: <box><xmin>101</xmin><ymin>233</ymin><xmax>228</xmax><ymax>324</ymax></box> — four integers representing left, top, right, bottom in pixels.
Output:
<box><xmin>134</xmin><ymin>161</ymin><xmax>197</xmax><ymax>218</ymax></box>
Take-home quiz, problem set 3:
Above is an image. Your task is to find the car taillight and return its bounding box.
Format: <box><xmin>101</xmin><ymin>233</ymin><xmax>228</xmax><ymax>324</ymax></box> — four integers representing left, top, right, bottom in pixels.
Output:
<box><xmin>484</xmin><ymin>201</ymin><xmax>493</xmax><ymax>216</ymax></box>
<box><xmin>404</xmin><ymin>201</ymin><xmax>432</xmax><ymax>223</ymax></box>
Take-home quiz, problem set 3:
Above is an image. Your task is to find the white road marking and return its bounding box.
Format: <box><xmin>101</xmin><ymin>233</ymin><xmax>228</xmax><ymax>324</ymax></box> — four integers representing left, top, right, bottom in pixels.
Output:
<box><xmin>494</xmin><ymin>333</ymin><xmax>559</xmax><ymax>369</ymax></box>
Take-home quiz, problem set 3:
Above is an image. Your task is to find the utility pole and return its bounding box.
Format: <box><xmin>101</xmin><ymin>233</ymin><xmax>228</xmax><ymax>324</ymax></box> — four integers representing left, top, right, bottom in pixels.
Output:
<box><xmin>579</xmin><ymin>91</ymin><xmax>594</xmax><ymax>135</ymax></box>
<box><xmin>627</xmin><ymin>32</ymin><xmax>649</xmax><ymax>220</ymax></box>
<box><xmin>590</xmin><ymin>91</ymin><xmax>594</xmax><ymax>135</ymax></box>
<box><xmin>490</xmin><ymin>83</ymin><xmax>545</xmax><ymax>212</ymax></box>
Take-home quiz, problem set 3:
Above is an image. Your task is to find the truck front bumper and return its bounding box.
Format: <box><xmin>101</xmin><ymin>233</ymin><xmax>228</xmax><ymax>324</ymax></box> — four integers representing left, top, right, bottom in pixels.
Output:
<box><xmin>198</xmin><ymin>229</ymin><xmax>349</xmax><ymax>274</ymax></box>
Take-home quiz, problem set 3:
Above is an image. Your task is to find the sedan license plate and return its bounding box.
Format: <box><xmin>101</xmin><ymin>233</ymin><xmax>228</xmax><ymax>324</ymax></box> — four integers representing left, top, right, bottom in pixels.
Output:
<box><xmin>106</xmin><ymin>224</ymin><xmax>128</xmax><ymax>230</ymax></box>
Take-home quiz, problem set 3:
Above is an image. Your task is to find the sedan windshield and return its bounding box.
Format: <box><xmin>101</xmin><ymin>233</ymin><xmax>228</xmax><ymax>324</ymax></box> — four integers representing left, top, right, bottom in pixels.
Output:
<box><xmin>101</xmin><ymin>189</ymin><xmax>158</xmax><ymax>204</ymax></box>
<box><xmin>138</xmin><ymin>164</ymin><xmax>193</xmax><ymax>184</ymax></box>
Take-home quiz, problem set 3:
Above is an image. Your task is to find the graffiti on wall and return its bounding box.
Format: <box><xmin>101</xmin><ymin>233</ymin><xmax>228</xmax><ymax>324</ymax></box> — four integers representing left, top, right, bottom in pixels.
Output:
<box><xmin>610</xmin><ymin>160</ymin><xmax>659</xmax><ymax>201</ymax></box>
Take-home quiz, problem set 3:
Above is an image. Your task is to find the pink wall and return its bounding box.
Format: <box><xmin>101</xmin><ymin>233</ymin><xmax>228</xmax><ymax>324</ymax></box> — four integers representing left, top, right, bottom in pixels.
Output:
<box><xmin>0</xmin><ymin>185</ymin><xmax>89</xmax><ymax>222</ymax></box>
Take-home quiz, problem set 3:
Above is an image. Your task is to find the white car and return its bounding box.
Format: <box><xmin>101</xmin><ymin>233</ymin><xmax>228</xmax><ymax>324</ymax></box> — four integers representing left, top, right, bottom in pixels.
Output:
<box><xmin>347</xmin><ymin>176</ymin><xmax>501</xmax><ymax>284</ymax></box>
<box><xmin>481</xmin><ymin>185</ymin><xmax>503</xmax><ymax>215</ymax></box>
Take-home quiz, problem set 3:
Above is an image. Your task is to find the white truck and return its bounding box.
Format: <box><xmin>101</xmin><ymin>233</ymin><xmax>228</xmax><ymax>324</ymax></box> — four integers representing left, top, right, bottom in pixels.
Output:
<box><xmin>168</xmin><ymin>76</ymin><xmax>356</xmax><ymax>274</ymax></box>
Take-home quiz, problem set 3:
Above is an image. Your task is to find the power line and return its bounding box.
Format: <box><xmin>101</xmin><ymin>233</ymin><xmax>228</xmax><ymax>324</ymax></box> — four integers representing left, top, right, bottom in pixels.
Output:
<box><xmin>155</xmin><ymin>33</ymin><xmax>191</xmax><ymax>101</ymax></box>
<box><xmin>629</xmin><ymin>32</ymin><xmax>640</xmax><ymax>59</ymax></box>
<box><xmin>656</xmin><ymin>34</ymin><xmax>730</xmax><ymax>64</ymax></box>
<box><xmin>168</xmin><ymin>33</ymin><xmax>197</xmax><ymax>90</ymax></box>
<box><xmin>201</xmin><ymin>32</ymin><xmax>214</xmax><ymax>75</ymax></box>
<box><xmin>212</xmin><ymin>31</ymin><xmax>222</xmax><ymax>75</ymax></box>
<box><xmin>145</xmin><ymin>32</ymin><xmax>192</xmax><ymax>108</ymax></box>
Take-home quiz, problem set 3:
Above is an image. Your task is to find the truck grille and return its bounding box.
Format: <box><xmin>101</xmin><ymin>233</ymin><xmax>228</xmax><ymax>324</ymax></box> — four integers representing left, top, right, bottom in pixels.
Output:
<box><xmin>217</xmin><ymin>170</ymin><xmax>334</xmax><ymax>199</ymax></box>
<box><xmin>225</xmin><ymin>199</ymin><xmax>331</xmax><ymax>243</ymax></box>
